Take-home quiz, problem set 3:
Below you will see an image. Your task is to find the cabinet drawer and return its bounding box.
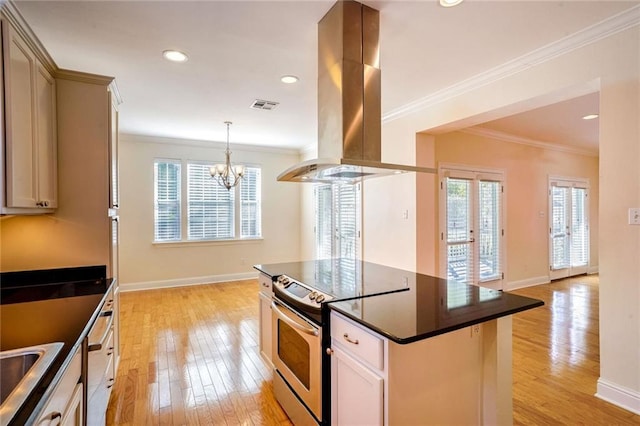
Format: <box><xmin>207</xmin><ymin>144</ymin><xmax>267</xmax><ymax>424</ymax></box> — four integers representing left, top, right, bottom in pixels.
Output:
<box><xmin>258</xmin><ymin>273</ymin><xmax>272</xmax><ymax>296</ymax></box>
<box><xmin>331</xmin><ymin>313</ymin><xmax>384</xmax><ymax>370</ymax></box>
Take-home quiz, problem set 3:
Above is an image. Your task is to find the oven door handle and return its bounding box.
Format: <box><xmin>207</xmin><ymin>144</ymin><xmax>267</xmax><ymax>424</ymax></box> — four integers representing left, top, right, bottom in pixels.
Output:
<box><xmin>271</xmin><ymin>301</ymin><xmax>319</xmax><ymax>337</ymax></box>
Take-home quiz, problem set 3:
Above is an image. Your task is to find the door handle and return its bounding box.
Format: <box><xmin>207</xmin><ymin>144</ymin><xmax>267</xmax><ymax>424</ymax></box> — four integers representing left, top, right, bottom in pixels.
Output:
<box><xmin>271</xmin><ymin>302</ymin><xmax>318</xmax><ymax>336</ymax></box>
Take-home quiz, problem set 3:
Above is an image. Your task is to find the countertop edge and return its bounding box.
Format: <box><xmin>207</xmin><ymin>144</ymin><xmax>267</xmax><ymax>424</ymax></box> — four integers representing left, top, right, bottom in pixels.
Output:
<box><xmin>329</xmin><ymin>299</ymin><xmax>545</xmax><ymax>345</ymax></box>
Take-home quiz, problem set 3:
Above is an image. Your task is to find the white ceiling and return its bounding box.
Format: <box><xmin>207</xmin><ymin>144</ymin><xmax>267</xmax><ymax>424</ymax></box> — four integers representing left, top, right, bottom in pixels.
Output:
<box><xmin>14</xmin><ymin>1</ymin><xmax>637</xmax><ymax>151</ymax></box>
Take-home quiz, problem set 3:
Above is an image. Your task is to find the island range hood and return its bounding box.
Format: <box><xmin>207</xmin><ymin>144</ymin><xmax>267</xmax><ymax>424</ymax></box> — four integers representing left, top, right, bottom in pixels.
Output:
<box><xmin>277</xmin><ymin>0</ymin><xmax>436</xmax><ymax>184</ymax></box>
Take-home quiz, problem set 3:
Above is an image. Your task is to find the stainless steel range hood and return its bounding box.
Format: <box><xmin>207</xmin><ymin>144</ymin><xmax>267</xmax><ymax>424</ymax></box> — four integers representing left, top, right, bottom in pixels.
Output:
<box><xmin>278</xmin><ymin>0</ymin><xmax>435</xmax><ymax>184</ymax></box>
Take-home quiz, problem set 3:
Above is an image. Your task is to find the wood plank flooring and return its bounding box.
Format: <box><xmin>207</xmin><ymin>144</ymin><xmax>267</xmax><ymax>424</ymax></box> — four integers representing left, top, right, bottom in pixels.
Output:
<box><xmin>106</xmin><ymin>280</ymin><xmax>292</xmax><ymax>425</ymax></box>
<box><xmin>511</xmin><ymin>275</ymin><xmax>639</xmax><ymax>425</ymax></box>
<box><xmin>107</xmin><ymin>275</ymin><xmax>640</xmax><ymax>425</ymax></box>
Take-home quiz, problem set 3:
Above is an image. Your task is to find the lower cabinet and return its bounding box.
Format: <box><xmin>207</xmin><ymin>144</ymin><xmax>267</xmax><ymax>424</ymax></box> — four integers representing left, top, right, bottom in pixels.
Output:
<box><xmin>331</xmin><ymin>345</ymin><xmax>383</xmax><ymax>426</ymax></box>
<box><xmin>259</xmin><ymin>292</ymin><xmax>273</xmax><ymax>364</ymax></box>
<box><xmin>35</xmin><ymin>347</ymin><xmax>82</xmax><ymax>425</ymax></box>
<box><xmin>60</xmin><ymin>383</ymin><xmax>83</xmax><ymax>426</ymax></box>
<box><xmin>258</xmin><ymin>273</ymin><xmax>273</xmax><ymax>365</ymax></box>
<box><xmin>330</xmin><ymin>311</ymin><xmax>506</xmax><ymax>425</ymax></box>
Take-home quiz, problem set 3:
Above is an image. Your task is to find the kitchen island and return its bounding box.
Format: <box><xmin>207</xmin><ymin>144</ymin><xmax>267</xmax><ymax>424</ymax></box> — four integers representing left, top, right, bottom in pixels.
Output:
<box><xmin>255</xmin><ymin>259</ymin><xmax>543</xmax><ymax>425</ymax></box>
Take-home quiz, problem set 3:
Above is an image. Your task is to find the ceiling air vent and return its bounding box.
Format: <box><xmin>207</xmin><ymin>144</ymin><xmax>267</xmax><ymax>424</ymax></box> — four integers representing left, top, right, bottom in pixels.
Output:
<box><xmin>250</xmin><ymin>99</ymin><xmax>279</xmax><ymax>110</ymax></box>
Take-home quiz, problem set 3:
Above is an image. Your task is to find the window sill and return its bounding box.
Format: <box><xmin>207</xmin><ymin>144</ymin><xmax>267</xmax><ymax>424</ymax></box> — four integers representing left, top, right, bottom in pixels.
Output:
<box><xmin>153</xmin><ymin>238</ymin><xmax>263</xmax><ymax>248</ymax></box>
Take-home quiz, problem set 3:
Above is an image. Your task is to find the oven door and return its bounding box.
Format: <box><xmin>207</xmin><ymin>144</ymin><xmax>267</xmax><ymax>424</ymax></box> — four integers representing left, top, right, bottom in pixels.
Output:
<box><xmin>271</xmin><ymin>298</ymin><xmax>322</xmax><ymax>420</ymax></box>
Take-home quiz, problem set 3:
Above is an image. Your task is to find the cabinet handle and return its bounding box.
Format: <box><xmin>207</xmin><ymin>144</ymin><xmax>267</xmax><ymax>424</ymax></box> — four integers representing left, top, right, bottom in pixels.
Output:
<box><xmin>343</xmin><ymin>333</ymin><xmax>359</xmax><ymax>345</ymax></box>
<box><xmin>326</xmin><ymin>348</ymin><xmax>334</xmax><ymax>355</ymax></box>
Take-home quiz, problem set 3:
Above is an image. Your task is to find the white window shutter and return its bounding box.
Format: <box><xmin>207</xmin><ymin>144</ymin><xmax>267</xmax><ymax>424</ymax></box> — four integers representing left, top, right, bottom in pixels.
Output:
<box><xmin>154</xmin><ymin>160</ymin><xmax>181</xmax><ymax>241</ymax></box>
<box><xmin>240</xmin><ymin>167</ymin><xmax>262</xmax><ymax>238</ymax></box>
<box><xmin>187</xmin><ymin>163</ymin><xmax>234</xmax><ymax>240</ymax></box>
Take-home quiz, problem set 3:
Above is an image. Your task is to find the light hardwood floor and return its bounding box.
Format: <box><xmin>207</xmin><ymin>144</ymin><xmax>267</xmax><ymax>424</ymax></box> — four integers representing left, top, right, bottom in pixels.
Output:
<box><xmin>511</xmin><ymin>275</ymin><xmax>639</xmax><ymax>425</ymax></box>
<box><xmin>107</xmin><ymin>275</ymin><xmax>640</xmax><ymax>425</ymax></box>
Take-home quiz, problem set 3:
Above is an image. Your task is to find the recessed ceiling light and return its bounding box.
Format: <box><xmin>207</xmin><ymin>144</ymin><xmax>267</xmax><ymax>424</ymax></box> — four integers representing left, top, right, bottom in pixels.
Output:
<box><xmin>582</xmin><ymin>114</ymin><xmax>599</xmax><ymax>120</ymax></box>
<box><xmin>281</xmin><ymin>75</ymin><xmax>299</xmax><ymax>84</ymax></box>
<box><xmin>439</xmin><ymin>0</ymin><xmax>463</xmax><ymax>7</ymax></box>
<box><xmin>163</xmin><ymin>50</ymin><xmax>188</xmax><ymax>63</ymax></box>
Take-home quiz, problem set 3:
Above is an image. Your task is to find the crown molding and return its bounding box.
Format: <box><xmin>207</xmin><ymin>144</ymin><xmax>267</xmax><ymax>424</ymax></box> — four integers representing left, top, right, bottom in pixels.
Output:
<box><xmin>461</xmin><ymin>127</ymin><xmax>598</xmax><ymax>158</ymax></box>
<box><xmin>2</xmin><ymin>1</ymin><xmax>123</xmax><ymax>96</ymax></box>
<box><xmin>1</xmin><ymin>0</ymin><xmax>57</xmax><ymax>73</ymax></box>
<box><xmin>121</xmin><ymin>133</ymin><xmax>300</xmax><ymax>156</ymax></box>
<box><xmin>108</xmin><ymin>81</ymin><xmax>123</xmax><ymax>106</ymax></box>
<box><xmin>383</xmin><ymin>5</ymin><xmax>640</xmax><ymax>123</ymax></box>
<box><xmin>56</xmin><ymin>69</ymin><xmax>114</xmax><ymax>86</ymax></box>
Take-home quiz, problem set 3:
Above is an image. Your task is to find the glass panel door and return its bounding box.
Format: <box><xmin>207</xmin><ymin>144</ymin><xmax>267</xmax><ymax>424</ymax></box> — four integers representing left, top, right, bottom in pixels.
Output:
<box><xmin>550</xmin><ymin>186</ymin><xmax>570</xmax><ymax>273</ymax></box>
<box><xmin>549</xmin><ymin>180</ymin><xmax>589</xmax><ymax>280</ymax></box>
<box><xmin>442</xmin><ymin>170</ymin><xmax>504</xmax><ymax>289</ymax></box>
<box><xmin>445</xmin><ymin>178</ymin><xmax>474</xmax><ymax>284</ymax></box>
<box><xmin>478</xmin><ymin>180</ymin><xmax>501</xmax><ymax>282</ymax></box>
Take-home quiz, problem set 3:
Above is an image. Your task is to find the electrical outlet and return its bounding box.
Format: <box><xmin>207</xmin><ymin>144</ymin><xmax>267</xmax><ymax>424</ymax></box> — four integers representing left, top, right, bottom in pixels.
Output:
<box><xmin>402</xmin><ymin>209</ymin><xmax>409</xmax><ymax>220</ymax></box>
<box><xmin>629</xmin><ymin>208</ymin><xmax>640</xmax><ymax>225</ymax></box>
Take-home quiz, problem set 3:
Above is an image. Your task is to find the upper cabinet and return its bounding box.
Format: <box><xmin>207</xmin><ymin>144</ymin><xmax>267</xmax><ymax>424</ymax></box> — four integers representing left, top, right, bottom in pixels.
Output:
<box><xmin>1</xmin><ymin>17</ymin><xmax>57</xmax><ymax>214</ymax></box>
<box><xmin>108</xmin><ymin>86</ymin><xmax>120</xmax><ymax>210</ymax></box>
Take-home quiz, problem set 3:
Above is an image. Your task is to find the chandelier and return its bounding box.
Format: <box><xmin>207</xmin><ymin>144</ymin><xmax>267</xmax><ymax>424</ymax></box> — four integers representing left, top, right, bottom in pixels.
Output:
<box><xmin>209</xmin><ymin>121</ymin><xmax>245</xmax><ymax>190</ymax></box>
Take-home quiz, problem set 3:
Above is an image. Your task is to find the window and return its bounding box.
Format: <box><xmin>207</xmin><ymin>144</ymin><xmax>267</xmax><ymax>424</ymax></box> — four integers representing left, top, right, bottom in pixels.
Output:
<box><xmin>154</xmin><ymin>160</ymin><xmax>181</xmax><ymax>241</ymax></box>
<box><xmin>240</xmin><ymin>167</ymin><xmax>262</xmax><ymax>238</ymax></box>
<box><xmin>187</xmin><ymin>163</ymin><xmax>234</xmax><ymax>240</ymax></box>
<box><xmin>154</xmin><ymin>159</ymin><xmax>261</xmax><ymax>242</ymax></box>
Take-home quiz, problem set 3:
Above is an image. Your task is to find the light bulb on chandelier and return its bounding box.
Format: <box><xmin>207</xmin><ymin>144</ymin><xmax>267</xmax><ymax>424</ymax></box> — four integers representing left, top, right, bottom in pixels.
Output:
<box><xmin>209</xmin><ymin>121</ymin><xmax>245</xmax><ymax>189</ymax></box>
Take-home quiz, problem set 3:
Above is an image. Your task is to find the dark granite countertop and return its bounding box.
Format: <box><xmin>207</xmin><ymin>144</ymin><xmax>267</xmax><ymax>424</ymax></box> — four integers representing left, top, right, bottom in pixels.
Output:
<box><xmin>254</xmin><ymin>259</ymin><xmax>412</xmax><ymax>299</ymax></box>
<box><xmin>0</xmin><ymin>266</ymin><xmax>113</xmax><ymax>426</ymax></box>
<box><xmin>329</xmin><ymin>274</ymin><xmax>543</xmax><ymax>344</ymax></box>
<box><xmin>255</xmin><ymin>260</ymin><xmax>543</xmax><ymax>344</ymax></box>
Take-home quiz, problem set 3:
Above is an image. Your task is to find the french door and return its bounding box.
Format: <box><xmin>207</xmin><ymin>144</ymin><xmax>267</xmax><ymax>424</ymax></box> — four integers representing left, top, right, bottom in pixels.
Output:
<box><xmin>440</xmin><ymin>167</ymin><xmax>504</xmax><ymax>290</ymax></box>
<box><xmin>549</xmin><ymin>178</ymin><xmax>589</xmax><ymax>280</ymax></box>
<box><xmin>315</xmin><ymin>183</ymin><xmax>361</xmax><ymax>261</ymax></box>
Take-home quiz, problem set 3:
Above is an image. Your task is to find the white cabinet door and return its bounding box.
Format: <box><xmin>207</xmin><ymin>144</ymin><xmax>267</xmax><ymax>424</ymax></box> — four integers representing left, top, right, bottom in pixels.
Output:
<box><xmin>35</xmin><ymin>62</ymin><xmax>57</xmax><ymax>208</ymax></box>
<box><xmin>36</xmin><ymin>348</ymin><xmax>82</xmax><ymax>425</ymax></box>
<box><xmin>60</xmin><ymin>383</ymin><xmax>83</xmax><ymax>426</ymax></box>
<box><xmin>4</xmin><ymin>20</ymin><xmax>37</xmax><ymax>208</ymax></box>
<box><xmin>259</xmin><ymin>291</ymin><xmax>273</xmax><ymax>364</ymax></box>
<box><xmin>331</xmin><ymin>345</ymin><xmax>383</xmax><ymax>426</ymax></box>
<box><xmin>2</xmin><ymin>20</ymin><xmax>57</xmax><ymax>210</ymax></box>
<box><xmin>108</xmin><ymin>88</ymin><xmax>119</xmax><ymax>209</ymax></box>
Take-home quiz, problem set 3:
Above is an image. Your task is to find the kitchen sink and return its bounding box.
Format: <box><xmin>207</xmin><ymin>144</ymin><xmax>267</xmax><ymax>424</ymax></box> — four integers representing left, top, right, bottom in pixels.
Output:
<box><xmin>0</xmin><ymin>342</ymin><xmax>63</xmax><ymax>426</ymax></box>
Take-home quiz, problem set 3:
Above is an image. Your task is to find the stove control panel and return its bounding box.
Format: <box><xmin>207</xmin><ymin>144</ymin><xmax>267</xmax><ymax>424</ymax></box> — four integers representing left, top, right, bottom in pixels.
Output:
<box><xmin>274</xmin><ymin>275</ymin><xmax>333</xmax><ymax>306</ymax></box>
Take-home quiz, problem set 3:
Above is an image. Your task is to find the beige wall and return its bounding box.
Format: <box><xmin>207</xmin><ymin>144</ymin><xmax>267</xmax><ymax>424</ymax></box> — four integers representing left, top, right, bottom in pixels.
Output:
<box><xmin>118</xmin><ymin>134</ymin><xmax>302</xmax><ymax>289</ymax></box>
<box><xmin>360</xmin><ymin>26</ymin><xmax>639</xmax><ymax>410</ymax></box>
<box><xmin>1</xmin><ymin>78</ymin><xmax>111</xmax><ymax>272</ymax></box>
<box><xmin>417</xmin><ymin>130</ymin><xmax>599</xmax><ymax>288</ymax></box>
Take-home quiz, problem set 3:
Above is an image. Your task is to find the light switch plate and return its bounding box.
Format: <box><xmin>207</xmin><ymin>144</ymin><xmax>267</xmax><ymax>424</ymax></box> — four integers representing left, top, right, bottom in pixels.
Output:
<box><xmin>629</xmin><ymin>208</ymin><xmax>640</xmax><ymax>225</ymax></box>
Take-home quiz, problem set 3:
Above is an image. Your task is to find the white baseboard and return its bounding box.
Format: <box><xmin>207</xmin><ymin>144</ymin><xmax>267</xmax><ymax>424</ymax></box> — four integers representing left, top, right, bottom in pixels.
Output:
<box><xmin>120</xmin><ymin>272</ymin><xmax>259</xmax><ymax>292</ymax></box>
<box><xmin>588</xmin><ymin>265</ymin><xmax>599</xmax><ymax>275</ymax></box>
<box><xmin>596</xmin><ymin>378</ymin><xmax>640</xmax><ymax>415</ymax></box>
<box><xmin>505</xmin><ymin>276</ymin><xmax>550</xmax><ymax>291</ymax></box>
